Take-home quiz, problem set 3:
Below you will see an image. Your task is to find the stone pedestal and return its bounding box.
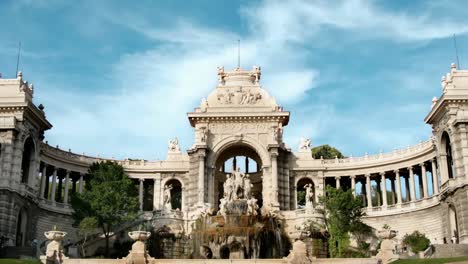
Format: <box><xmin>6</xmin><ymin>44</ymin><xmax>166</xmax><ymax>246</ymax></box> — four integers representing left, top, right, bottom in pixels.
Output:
<box><xmin>125</xmin><ymin>231</ymin><xmax>154</xmax><ymax>264</ymax></box>
<box><xmin>375</xmin><ymin>229</ymin><xmax>399</xmax><ymax>264</ymax></box>
<box><xmin>285</xmin><ymin>240</ymin><xmax>312</xmax><ymax>264</ymax></box>
<box><xmin>40</xmin><ymin>230</ymin><xmax>68</xmax><ymax>264</ymax></box>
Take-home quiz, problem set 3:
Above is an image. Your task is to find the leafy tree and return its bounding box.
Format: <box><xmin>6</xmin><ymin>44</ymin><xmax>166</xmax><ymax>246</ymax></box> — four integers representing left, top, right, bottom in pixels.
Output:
<box><xmin>78</xmin><ymin>216</ymin><xmax>98</xmax><ymax>257</ymax></box>
<box><xmin>403</xmin><ymin>231</ymin><xmax>430</xmax><ymax>253</ymax></box>
<box><xmin>312</xmin><ymin>145</ymin><xmax>344</xmax><ymax>159</ymax></box>
<box><xmin>71</xmin><ymin>161</ymin><xmax>139</xmax><ymax>257</ymax></box>
<box><xmin>320</xmin><ymin>186</ymin><xmax>369</xmax><ymax>257</ymax></box>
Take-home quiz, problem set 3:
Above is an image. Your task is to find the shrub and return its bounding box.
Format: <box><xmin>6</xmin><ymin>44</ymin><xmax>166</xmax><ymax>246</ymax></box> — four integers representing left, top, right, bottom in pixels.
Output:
<box><xmin>403</xmin><ymin>231</ymin><xmax>430</xmax><ymax>253</ymax></box>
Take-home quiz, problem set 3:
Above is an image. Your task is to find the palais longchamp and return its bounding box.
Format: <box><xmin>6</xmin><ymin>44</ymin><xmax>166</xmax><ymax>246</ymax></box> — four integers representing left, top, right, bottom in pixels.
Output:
<box><xmin>1</xmin><ymin>63</ymin><xmax>468</xmax><ymax>260</ymax></box>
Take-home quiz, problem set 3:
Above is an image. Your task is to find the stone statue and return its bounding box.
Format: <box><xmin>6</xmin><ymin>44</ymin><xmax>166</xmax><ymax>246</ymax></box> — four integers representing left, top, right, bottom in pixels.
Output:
<box><xmin>200</xmin><ymin>127</ymin><xmax>208</xmax><ymax>143</ymax></box>
<box><xmin>223</xmin><ymin>174</ymin><xmax>234</xmax><ymax>201</ymax></box>
<box><xmin>200</xmin><ymin>98</ymin><xmax>208</xmax><ymax>112</ymax></box>
<box><xmin>233</xmin><ymin>168</ymin><xmax>245</xmax><ymax>199</ymax></box>
<box><xmin>273</xmin><ymin>127</ymin><xmax>283</xmax><ymax>142</ymax></box>
<box><xmin>299</xmin><ymin>137</ymin><xmax>311</xmax><ymax>152</ymax></box>
<box><xmin>304</xmin><ymin>183</ymin><xmax>314</xmax><ymax>209</ymax></box>
<box><xmin>247</xmin><ymin>197</ymin><xmax>259</xmax><ymax>216</ymax></box>
<box><xmin>217</xmin><ymin>66</ymin><xmax>225</xmax><ymax>84</ymax></box>
<box><xmin>244</xmin><ymin>175</ymin><xmax>252</xmax><ymax>199</ymax></box>
<box><xmin>252</xmin><ymin>66</ymin><xmax>261</xmax><ymax>83</ymax></box>
<box><xmin>163</xmin><ymin>185</ymin><xmax>173</xmax><ymax>210</ymax></box>
<box><xmin>168</xmin><ymin>138</ymin><xmax>180</xmax><ymax>153</ymax></box>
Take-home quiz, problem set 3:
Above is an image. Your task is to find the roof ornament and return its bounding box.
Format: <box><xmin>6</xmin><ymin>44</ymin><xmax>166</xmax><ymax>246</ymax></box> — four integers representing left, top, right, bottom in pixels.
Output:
<box><xmin>252</xmin><ymin>66</ymin><xmax>261</xmax><ymax>84</ymax></box>
<box><xmin>217</xmin><ymin>66</ymin><xmax>226</xmax><ymax>85</ymax></box>
<box><xmin>431</xmin><ymin>96</ymin><xmax>438</xmax><ymax>108</ymax></box>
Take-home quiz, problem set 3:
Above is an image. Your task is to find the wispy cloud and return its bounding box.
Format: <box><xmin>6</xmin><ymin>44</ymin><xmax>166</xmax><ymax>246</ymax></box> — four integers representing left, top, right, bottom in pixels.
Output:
<box><xmin>7</xmin><ymin>0</ymin><xmax>467</xmax><ymax>159</ymax></box>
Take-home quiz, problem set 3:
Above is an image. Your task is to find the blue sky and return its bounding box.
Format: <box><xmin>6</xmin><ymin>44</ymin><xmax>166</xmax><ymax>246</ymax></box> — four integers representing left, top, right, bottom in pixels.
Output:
<box><xmin>1</xmin><ymin>0</ymin><xmax>467</xmax><ymax>160</ymax></box>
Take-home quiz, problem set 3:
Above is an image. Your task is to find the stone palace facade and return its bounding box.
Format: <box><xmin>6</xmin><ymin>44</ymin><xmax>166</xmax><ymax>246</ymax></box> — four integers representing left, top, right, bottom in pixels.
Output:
<box><xmin>1</xmin><ymin>64</ymin><xmax>468</xmax><ymax>251</ymax></box>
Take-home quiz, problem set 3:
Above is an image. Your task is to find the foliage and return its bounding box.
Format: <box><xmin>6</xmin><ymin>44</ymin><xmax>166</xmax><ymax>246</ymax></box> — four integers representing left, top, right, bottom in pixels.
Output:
<box><xmin>77</xmin><ymin>216</ymin><xmax>98</xmax><ymax>257</ymax></box>
<box><xmin>297</xmin><ymin>190</ymin><xmax>306</xmax><ymax>207</ymax></box>
<box><xmin>402</xmin><ymin>231</ymin><xmax>430</xmax><ymax>253</ymax></box>
<box><xmin>0</xmin><ymin>260</ymin><xmax>42</xmax><ymax>264</ymax></box>
<box><xmin>312</xmin><ymin>144</ymin><xmax>344</xmax><ymax>159</ymax></box>
<box><xmin>319</xmin><ymin>186</ymin><xmax>370</xmax><ymax>257</ymax></box>
<box><xmin>70</xmin><ymin>161</ymin><xmax>139</xmax><ymax>257</ymax></box>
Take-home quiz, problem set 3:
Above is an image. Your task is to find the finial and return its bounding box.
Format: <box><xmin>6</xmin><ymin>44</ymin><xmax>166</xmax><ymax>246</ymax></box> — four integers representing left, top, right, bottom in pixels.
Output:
<box><xmin>38</xmin><ymin>104</ymin><xmax>44</xmax><ymax>111</ymax></box>
<box><xmin>451</xmin><ymin>63</ymin><xmax>457</xmax><ymax>70</ymax></box>
<box><xmin>29</xmin><ymin>83</ymin><xmax>34</xmax><ymax>91</ymax></box>
<box><xmin>17</xmin><ymin>71</ymin><xmax>23</xmax><ymax>79</ymax></box>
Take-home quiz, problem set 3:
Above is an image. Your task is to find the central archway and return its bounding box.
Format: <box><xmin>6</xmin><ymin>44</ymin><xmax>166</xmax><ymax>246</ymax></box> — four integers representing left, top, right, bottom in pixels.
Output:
<box><xmin>211</xmin><ymin>143</ymin><xmax>264</xmax><ymax>211</ymax></box>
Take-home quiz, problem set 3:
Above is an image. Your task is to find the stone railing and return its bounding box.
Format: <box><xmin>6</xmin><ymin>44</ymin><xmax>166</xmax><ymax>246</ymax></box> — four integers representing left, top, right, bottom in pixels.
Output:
<box><xmin>363</xmin><ymin>195</ymin><xmax>440</xmax><ymax>217</ymax></box>
<box><xmin>41</xmin><ymin>143</ymin><xmax>100</xmax><ymax>164</ymax></box>
<box><xmin>322</xmin><ymin>139</ymin><xmax>434</xmax><ymax>166</ymax></box>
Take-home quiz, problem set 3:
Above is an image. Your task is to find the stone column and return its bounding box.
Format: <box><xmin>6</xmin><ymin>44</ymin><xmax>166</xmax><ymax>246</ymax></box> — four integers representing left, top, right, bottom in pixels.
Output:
<box><xmin>63</xmin><ymin>170</ymin><xmax>71</xmax><ymax>204</ymax></box>
<box><xmin>420</xmin><ymin>163</ymin><xmax>428</xmax><ymax>198</ymax></box>
<box><xmin>432</xmin><ymin>159</ymin><xmax>439</xmax><ymax>195</ymax></box>
<box><xmin>366</xmin><ymin>174</ymin><xmax>372</xmax><ymax>208</ymax></box>
<box><xmin>270</xmin><ymin>152</ymin><xmax>280</xmax><ymax>208</ymax></box>
<box><xmin>245</xmin><ymin>157</ymin><xmax>249</xmax><ymax>174</ymax></box>
<box><xmin>79</xmin><ymin>173</ymin><xmax>84</xmax><ymax>193</ymax></box>
<box><xmin>350</xmin><ymin>175</ymin><xmax>356</xmax><ymax>196</ymax></box>
<box><xmin>50</xmin><ymin>168</ymin><xmax>57</xmax><ymax>203</ymax></box>
<box><xmin>198</xmin><ymin>153</ymin><xmax>206</xmax><ymax>206</ymax></box>
<box><xmin>335</xmin><ymin>176</ymin><xmax>340</xmax><ymax>189</ymax></box>
<box><xmin>40</xmin><ymin>165</ymin><xmax>47</xmax><ymax>199</ymax></box>
<box><xmin>394</xmin><ymin>170</ymin><xmax>402</xmax><ymax>205</ymax></box>
<box><xmin>408</xmin><ymin>167</ymin><xmax>416</xmax><ymax>201</ymax></box>
<box><xmin>139</xmin><ymin>179</ymin><xmax>144</xmax><ymax>211</ymax></box>
<box><xmin>380</xmin><ymin>172</ymin><xmax>387</xmax><ymax>207</ymax></box>
<box><xmin>153</xmin><ymin>173</ymin><xmax>162</xmax><ymax>210</ymax></box>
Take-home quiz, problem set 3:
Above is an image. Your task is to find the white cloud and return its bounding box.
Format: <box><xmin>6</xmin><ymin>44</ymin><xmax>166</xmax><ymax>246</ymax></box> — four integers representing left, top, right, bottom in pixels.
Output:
<box><xmin>40</xmin><ymin>0</ymin><xmax>467</xmax><ymax>159</ymax></box>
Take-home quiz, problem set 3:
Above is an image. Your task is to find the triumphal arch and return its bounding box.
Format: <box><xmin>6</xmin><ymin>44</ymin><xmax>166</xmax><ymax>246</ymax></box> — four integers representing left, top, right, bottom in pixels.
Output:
<box><xmin>1</xmin><ymin>63</ymin><xmax>468</xmax><ymax>259</ymax></box>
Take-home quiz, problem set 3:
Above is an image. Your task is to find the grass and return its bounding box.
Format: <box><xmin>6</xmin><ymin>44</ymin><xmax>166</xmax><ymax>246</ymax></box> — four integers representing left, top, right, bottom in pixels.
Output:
<box><xmin>0</xmin><ymin>259</ymin><xmax>41</xmax><ymax>264</ymax></box>
<box><xmin>393</xmin><ymin>256</ymin><xmax>468</xmax><ymax>264</ymax></box>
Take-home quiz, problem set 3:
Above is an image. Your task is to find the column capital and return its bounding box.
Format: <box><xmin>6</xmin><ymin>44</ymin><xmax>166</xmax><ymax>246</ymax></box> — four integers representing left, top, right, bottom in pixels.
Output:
<box><xmin>335</xmin><ymin>176</ymin><xmax>341</xmax><ymax>180</ymax></box>
<box><xmin>139</xmin><ymin>178</ymin><xmax>145</xmax><ymax>182</ymax></box>
<box><xmin>419</xmin><ymin>162</ymin><xmax>426</xmax><ymax>167</ymax></box>
<box><xmin>407</xmin><ymin>166</ymin><xmax>413</xmax><ymax>171</ymax></box>
<box><xmin>379</xmin><ymin>172</ymin><xmax>386</xmax><ymax>176</ymax></box>
<box><xmin>350</xmin><ymin>175</ymin><xmax>356</xmax><ymax>179</ymax></box>
<box><xmin>365</xmin><ymin>173</ymin><xmax>371</xmax><ymax>178</ymax></box>
<box><xmin>393</xmin><ymin>169</ymin><xmax>400</xmax><ymax>174</ymax></box>
<box><xmin>65</xmin><ymin>169</ymin><xmax>71</xmax><ymax>175</ymax></box>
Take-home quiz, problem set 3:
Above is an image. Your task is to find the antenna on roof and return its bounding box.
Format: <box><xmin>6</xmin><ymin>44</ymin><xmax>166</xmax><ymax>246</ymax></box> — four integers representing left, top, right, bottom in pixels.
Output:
<box><xmin>237</xmin><ymin>39</ymin><xmax>240</xmax><ymax>69</ymax></box>
<box><xmin>453</xmin><ymin>34</ymin><xmax>461</xmax><ymax>69</ymax></box>
<box><xmin>15</xmin><ymin>41</ymin><xmax>21</xmax><ymax>77</ymax></box>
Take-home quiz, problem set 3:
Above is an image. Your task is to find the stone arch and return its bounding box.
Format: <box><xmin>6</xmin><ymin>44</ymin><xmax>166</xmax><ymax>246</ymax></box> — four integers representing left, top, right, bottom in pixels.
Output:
<box><xmin>21</xmin><ymin>137</ymin><xmax>36</xmax><ymax>184</ymax></box>
<box><xmin>296</xmin><ymin>177</ymin><xmax>315</xmax><ymax>209</ymax></box>
<box><xmin>448</xmin><ymin>204</ymin><xmax>459</xmax><ymax>244</ymax></box>
<box><xmin>163</xmin><ymin>179</ymin><xmax>183</xmax><ymax>210</ymax></box>
<box><xmin>208</xmin><ymin>135</ymin><xmax>270</xmax><ymax>167</ymax></box>
<box><xmin>440</xmin><ymin>131</ymin><xmax>455</xmax><ymax>179</ymax></box>
<box><xmin>15</xmin><ymin>207</ymin><xmax>28</xmax><ymax>246</ymax></box>
<box><xmin>208</xmin><ymin>136</ymin><xmax>268</xmax><ymax>210</ymax></box>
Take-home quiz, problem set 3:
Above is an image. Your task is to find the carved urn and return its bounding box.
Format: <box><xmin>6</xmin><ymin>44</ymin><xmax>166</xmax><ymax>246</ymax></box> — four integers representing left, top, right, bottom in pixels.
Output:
<box><xmin>44</xmin><ymin>230</ymin><xmax>67</xmax><ymax>241</ymax></box>
<box><xmin>128</xmin><ymin>230</ymin><xmax>151</xmax><ymax>242</ymax></box>
<box><xmin>376</xmin><ymin>229</ymin><xmax>397</xmax><ymax>240</ymax></box>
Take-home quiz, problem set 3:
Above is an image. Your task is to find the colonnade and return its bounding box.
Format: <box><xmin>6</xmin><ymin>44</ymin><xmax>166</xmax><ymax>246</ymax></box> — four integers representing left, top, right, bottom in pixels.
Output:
<box><xmin>38</xmin><ymin>162</ymin><xmax>87</xmax><ymax>205</ymax></box>
<box><xmin>331</xmin><ymin>158</ymin><xmax>439</xmax><ymax>209</ymax></box>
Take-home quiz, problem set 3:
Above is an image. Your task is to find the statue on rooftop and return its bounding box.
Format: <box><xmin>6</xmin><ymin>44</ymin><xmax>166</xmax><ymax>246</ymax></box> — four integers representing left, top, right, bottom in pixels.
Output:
<box><xmin>299</xmin><ymin>137</ymin><xmax>311</xmax><ymax>152</ymax></box>
<box><xmin>168</xmin><ymin>137</ymin><xmax>180</xmax><ymax>153</ymax></box>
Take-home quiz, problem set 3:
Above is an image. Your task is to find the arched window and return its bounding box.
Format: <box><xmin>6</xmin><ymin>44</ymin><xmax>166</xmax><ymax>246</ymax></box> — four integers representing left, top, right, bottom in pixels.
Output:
<box><xmin>441</xmin><ymin>132</ymin><xmax>455</xmax><ymax>179</ymax></box>
<box><xmin>164</xmin><ymin>179</ymin><xmax>182</xmax><ymax>210</ymax></box>
<box><xmin>296</xmin><ymin>178</ymin><xmax>314</xmax><ymax>209</ymax></box>
<box><xmin>21</xmin><ymin>137</ymin><xmax>36</xmax><ymax>184</ymax></box>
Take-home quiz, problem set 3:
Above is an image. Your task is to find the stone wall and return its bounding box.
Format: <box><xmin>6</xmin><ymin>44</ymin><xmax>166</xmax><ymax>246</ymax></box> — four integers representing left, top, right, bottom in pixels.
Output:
<box><xmin>35</xmin><ymin>209</ymin><xmax>77</xmax><ymax>243</ymax></box>
<box><xmin>362</xmin><ymin>202</ymin><xmax>444</xmax><ymax>244</ymax></box>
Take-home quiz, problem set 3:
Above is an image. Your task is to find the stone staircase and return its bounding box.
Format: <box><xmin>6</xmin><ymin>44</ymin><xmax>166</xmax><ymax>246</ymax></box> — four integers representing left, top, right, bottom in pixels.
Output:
<box><xmin>431</xmin><ymin>244</ymin><xmax>468</xmax><ymax>258</ymax></box>
<box><xmin>1</xmin><ymin>246</ymin><xmax>35</xmax><ymax>258</ymax></box>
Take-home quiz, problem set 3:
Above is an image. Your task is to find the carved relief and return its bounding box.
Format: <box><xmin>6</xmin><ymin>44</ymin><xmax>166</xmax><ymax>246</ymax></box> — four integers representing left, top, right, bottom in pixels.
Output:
<box><xmin>216</xmin><ymin>87</ymin><xmax>262</xmax><ymax>105</ymax></box>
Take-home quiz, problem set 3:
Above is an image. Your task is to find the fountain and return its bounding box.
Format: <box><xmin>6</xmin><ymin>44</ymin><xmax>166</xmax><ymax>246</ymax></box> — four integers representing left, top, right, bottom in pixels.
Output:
<box><xmin>190</xmin><ymin>169</ymin><xmax>290</xmax><ymax>259</ymax></box>
<box><xmin>40</xmin><ymin>226</ymin><xmax>69</xmax><ymax>264</ymax></box>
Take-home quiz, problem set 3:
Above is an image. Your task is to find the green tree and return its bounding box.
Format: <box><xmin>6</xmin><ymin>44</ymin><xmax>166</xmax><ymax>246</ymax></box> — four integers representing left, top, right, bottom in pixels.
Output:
<box><xmin>403</xmin><ymin>231</ymin><xmax>430</xmax><ymax>253</ymax></box>
<box><xmin>320</xmin><ymin>186</ymin><xmax>369</xmax><ymax>257</ymax></box>
<box><xmin>71</xmin><ymin>161</ymin><xmax>139</xmax><ymax>257</ymax></box>
<box><xmin>78</xmin><ymin>216</ymin><xmax>98</xmax><ymax>257</ymax></box>
<box><xmin>312</xmin><ymin>145</ymin><xmax>344</xmax><ymax>159</ymax></box>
